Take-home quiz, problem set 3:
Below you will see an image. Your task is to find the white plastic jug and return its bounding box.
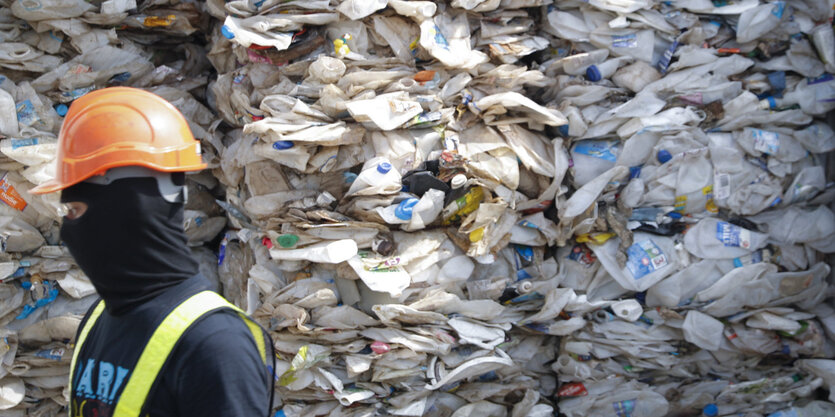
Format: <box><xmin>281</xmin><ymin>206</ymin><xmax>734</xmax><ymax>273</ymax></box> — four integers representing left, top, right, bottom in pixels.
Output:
<box><xmin>683</xmin><ymin>217</ymin><xmax>769</xmax><ymax>260</ymax></box>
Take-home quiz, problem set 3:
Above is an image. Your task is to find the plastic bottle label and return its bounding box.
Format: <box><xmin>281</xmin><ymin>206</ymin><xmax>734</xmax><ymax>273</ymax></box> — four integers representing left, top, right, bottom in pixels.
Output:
<box><xmin>557</xmin><ymin>382</ymin><xmax>588</xmax><ymax>397</ymax></box>
<box><xmin>715</xmin><ymin>221</ymin><xmax>752</xmax><ymax>249</ymax></box>
<box><xmin>751</xmin><ymin>129</ymin><xmax>780</xmax><ymax>155</ymax></box>
<box><xmin>771</xmin><ymin>1</ymin><xmax>786</xmax><ymax>18</ymax></box>
<box><xmin>35</xmin><ymin>348</ymin><xmax>64</xmax><ymax>360</ymax></box>
<box><xmin>217</xmin><ymin>235</ymin><xmax>228</xmax><ymax>266</ymax></box>
<box><xmin>442</xmin><ymin>186</ymin><xmax>484</xmax><ymax>225</ymax></box>
<box><xmin>657</xmin><ymin>40</ymin><xmax>678</xmax><ymax>74</ymax></box>
<box><xmin>567</xmin><ymin>244</ymin><xmax>596</xmax><ymax>267</ymax></box>
<box><xmin>733</xmin><ymin>248</ymin><xmax>769</xmax><ymax>268</ymax></box>
<box><xmin>0</xmin><ymin>174</ymin><xmax>27</xmax><ymax>211</ymax></box>
<box><xmin>15</xmin><ymin>100</ymin><xmax>38</xmax><ymax>127</ymax></box>
<box><xmin>612</xmin><ymin>399</ymin><xmax>636</xmax><ymax>417</ymax></box>
<box><xmin>703</xmin><ymin>185</ymin><xmax>717</xmax><ymax>214</ymax></box>
<box><xmin>430</xmin><ymin>25</ymin><xmax>450</xmax><ymax>50</ymax></box>
<box><xmin>807</xmin><ymin>73</ymin><xmax>833</xmax><ymax>85</ymax></box>
<box><xmin>10</xmin><ymin>137</ymin><xmax>38</xmax><ymax>149</ymax></box>
<box><xmin>674</xmin><ymin>195</ymin><xmax>687</xmax><ymax>213</ymax></box>
<box><xmin>714</xmin><ymin>172</ymin><xmax>731</xmax><ymax>200</ymax></box>
<box><xmin>573</xmin><ymin>140</ymin><xmax>618</xmax><ymax>162</ymax></box>
<box><xmin>626</xmin><ymin>240</ymin><xmax>667</xmax><ymax>279</ymax></box>
<box><xmin>674</xmin><ymin>185</ymin><xmax>715</xmax><ymax>214</ymax></box>
<box><xmin>612</xmin><ymin>34</ymin><xmax>637</xmax><ymax>48</ymax></box>
<box><xmin>61</xmin><ymin>85</ymin><xmax>95</xmax><ymax>100</ymax></box>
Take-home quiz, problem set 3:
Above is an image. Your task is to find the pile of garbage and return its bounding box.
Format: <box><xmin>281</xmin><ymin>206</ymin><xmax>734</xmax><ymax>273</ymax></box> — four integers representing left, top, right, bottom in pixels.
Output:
<box><xmin>0</xmin><ymin>0</ymin><xmax>834</xmax><ymax>416</ymax></box>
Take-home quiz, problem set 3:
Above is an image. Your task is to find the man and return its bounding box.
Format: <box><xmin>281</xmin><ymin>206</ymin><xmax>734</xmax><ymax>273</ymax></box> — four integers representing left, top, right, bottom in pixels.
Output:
<box><xmin>30</xmin><ymin>87</ymin><xmax>274</xmax><ymax>417</ymax></box>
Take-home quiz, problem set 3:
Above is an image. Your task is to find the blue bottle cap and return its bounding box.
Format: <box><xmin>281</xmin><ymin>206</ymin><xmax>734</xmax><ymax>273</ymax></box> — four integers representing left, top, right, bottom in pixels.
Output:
<box><xmin>766</xmin><ymin>96</ymin><xmax>777</xmax><ymax>109</ymax></box>
<box><xmin>586</xmin><ymin>65</ymin><xmax>602</xmax><ymax>82</ymax></box>
<box><xmin>343</xmin><ymin>172</ymin><xmax>357</xmax><ymax>184</ymax></box>
<box><xmin>55</xmin><ymin>104</ymin><xmax>68</xmax><ymax>116</ymax></box>
<box><xmin>515</xmin><ymin>245</ymin><xmax>534</xmax><ymax>260</ymax></box>
<box><xmin>272</xmin><ymin>141</ymin><xmax>293</xmax><ymax>150</ymax></box>
<box><xmin>394</xmin><ymin>198</ymin><xmax>419</xmax><ymax>220</ymax></box>
<box><xmin>657</xmin><ymin>149</ymin><xmax>672</xmax><ymax>164</ymax></box>
<box><xmin>377</xmin><ymin>162</ymin><xmax>392</xmax><ymax>174</ymax></box>
<box><xmin>703</xmin><ymin>403</ymin><xmax>718</xmax><ymax>417</ymax></box>
<box><xmin>221</xmin><ymin>25</ymin><xmax>235</xmax><ymax>40</ymax></box>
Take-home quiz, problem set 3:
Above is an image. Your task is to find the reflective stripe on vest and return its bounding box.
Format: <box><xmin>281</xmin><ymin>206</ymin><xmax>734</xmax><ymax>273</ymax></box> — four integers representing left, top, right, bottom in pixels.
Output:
<box><xmin>68</xmin><ymin>291</ymin><xmax>267</xmax><ymax>417</ymax></box>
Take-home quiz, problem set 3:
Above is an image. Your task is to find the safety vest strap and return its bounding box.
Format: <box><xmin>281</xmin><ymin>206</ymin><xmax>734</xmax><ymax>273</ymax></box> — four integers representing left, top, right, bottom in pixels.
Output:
<box><xmin>68</xmin><ymin>291</ymin><xmax>268</xmax><ymax>417</ymax></box>
<box><xmin>69</xmin><ymin>299</ymin><xmax>106</xmax><ymax>394</ymax></box>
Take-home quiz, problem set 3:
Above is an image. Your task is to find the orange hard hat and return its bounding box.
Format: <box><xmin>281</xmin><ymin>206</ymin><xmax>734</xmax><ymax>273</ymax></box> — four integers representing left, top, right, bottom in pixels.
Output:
<box><xmin>30</xmin><ymin>87</ymin><xmax>206</xmax><ymax>195</ymax></box>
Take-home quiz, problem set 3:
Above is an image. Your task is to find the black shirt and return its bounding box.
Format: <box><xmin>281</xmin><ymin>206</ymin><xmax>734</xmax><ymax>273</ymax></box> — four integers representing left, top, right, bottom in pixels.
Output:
<box><xmin>69</xmin><ymin>273</ymin><xmax>274</xmax><ymax>417</ymax></box>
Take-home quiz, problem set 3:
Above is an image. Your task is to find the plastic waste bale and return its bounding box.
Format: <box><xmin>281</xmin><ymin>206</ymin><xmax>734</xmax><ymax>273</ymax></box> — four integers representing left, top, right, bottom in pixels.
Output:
<box><xmin>206</xmin><ymin>0</ymin><xmax>835</xmax><ymax>416</ymax></box>
<box><xmin>1</xmin><ymin>0</ymin><xmax>834</xmax><ymax>416</ymax></box>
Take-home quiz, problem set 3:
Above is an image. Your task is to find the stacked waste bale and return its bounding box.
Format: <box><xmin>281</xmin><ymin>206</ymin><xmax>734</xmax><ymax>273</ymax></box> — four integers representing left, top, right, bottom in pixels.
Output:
<box><xmin>0</xmin><ymin>0</ymin><xmax>834</xmax><ymax>416</ymax></box>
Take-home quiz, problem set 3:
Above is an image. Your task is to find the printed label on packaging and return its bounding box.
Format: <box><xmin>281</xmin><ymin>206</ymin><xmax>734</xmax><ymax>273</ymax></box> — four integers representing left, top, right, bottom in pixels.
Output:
<box><xmin>674</xmin><ymin>195</ymin><xmax>687</xmax><ymax>213</ymax></box>
<box><xmin>573</xmin><ymin>140</ymin><xmax>618</xmax><ymax>162</ymax></box>
<box><xmin>657</xmin><ymin>40</ymin><xmax>678</xmax><ymax>74</ymax></box>
<box><xmin>716</xmin><ymin>221</ymin><xmax>752</xmax><ymax>248</ymax></box>
<box><xmin>771</xmin><ymin>1</ymin><xmax>785</xmax><ymax>18</ymax></box>
<box><xmin>0</xmin><ymin>174</ymin><xmax>27</xmax><ymax>211</ymax></box>
<box><xmin>217</xmin><ymin>235</ymin><xmax>228</xmax><ymax>266</ymax></box>
<box><xmin>16</xmin><ymin>100</ymin><xmax>38</xmax><ymax>127</ymax></box>
<box><xmin>714</xmin><ymin>172</ymin><xmax>731</xmax><ymax>200</ymax></box>
<box><xmin>626</xmin><ymin>240</ymin><xmax>667</xmax><ymax>279</ymax></box>
<box><xmin>35</xmin><ymin>348</ymin><xmax>64</xmax><ymax>360</ymax></box>
<box><xmin>431</xmin><ymin>25</ymin><xmax>450</xmax><ymax>49</ymax></box>
<box><xmin>703</xmin><ymin>185</ymin><xmax>718</xmax><ymax>213</ymax></box>
<box><xmin>558</xmin><ymin>382</ymin><xmax>588</xmax><ymax>397</ymax></box>
<box><xmin>10</xmin><ymin>138</ymin><xmax>38</xmax><ymax>149</ymax></box>
<box><xmin>808</xmin><ymin>73</ymin><xmax>834</xmax><ymax>85</ymax></box>
<box><xmin>613</xmin><ymin>399</ymin><xmax>636</xmax><ymax>417</ymax></box>
<box><xmin>567</xmin><ymin>244</ymin><xmax>596</xmax><ymax>267</ymax></box>
<box><xmin>612</xmin><ymin>33</ymin><xmax>637</xmax><ymax>48</ymax></box>
<box><xmin>751</xmin><ymin>129</ymin><xmax>780</xmax><ymax>155</ymax></box>
<box><xmin>733</xmin><ymin>248</ymin><xmax>770</xmax><ymax>268</ymax></box>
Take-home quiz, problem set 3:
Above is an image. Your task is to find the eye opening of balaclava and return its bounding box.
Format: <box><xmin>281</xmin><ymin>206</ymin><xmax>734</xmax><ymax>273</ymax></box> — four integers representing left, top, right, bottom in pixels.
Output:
<box><xmin>60</xmin><ymin>168</ymin><xmax>197</xmax><ymax>315</ymax></box>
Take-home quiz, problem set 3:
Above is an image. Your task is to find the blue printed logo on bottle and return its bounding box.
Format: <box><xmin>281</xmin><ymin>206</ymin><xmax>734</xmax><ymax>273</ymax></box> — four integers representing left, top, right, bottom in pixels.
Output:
<box><xmin>715</xmin><ymin>221</ymin><xmax>752</xmax><ymax>249</ymax></box>
<box><xmin>771</xmin><ymin>1</ymin><xmax>786</xmax><ymax>18</ymax></box>
<box><xmin>612</xmin><ymin>34</ymin><xmax>637</xmax><ymax>48</ymax></box>
<box><xmin>613</xmin><ymin>399</ymin><xmax>636</xmax><ymax>417</ymax></box>
<box><xmin>626</xmin><ymin>240</ymin><xmax>667</xmax><ymax>279</ymax></box>
<box><xmin>573</xmin><ymin>139</ymin><xmax>619</xmax><ymax>162</ymax></box>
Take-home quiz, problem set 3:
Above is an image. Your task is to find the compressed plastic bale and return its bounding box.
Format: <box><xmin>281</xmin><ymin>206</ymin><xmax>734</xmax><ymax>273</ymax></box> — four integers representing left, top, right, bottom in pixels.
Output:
<box><xmin>4</xmin><ymin>0</ymin><xmax>835</xmax><ymax>415</ymax></box>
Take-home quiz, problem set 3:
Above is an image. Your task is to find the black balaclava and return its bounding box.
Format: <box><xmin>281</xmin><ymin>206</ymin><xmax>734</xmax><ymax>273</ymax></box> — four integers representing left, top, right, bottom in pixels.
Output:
<box><xmin>60</xmin><ymin>176</ymin><xmax>198</xmax><ymax>315</ymax></box>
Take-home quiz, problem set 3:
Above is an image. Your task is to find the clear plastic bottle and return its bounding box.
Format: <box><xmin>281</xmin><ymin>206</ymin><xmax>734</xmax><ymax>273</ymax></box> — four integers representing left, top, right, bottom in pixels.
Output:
<box><xmin>585</xmin><ymin>57</ymin><xmax>632</xmax><ymax>82</ymax></box>
<box><xmin>758</xmin><ymin>74</ymin><xmax>835</xmax><ymax>115</ymax></box>
<box><xmin>810</xmin><ymin>24</ymin><xmax>835</xmax><ymax>73</ymax></box>
<box><xmin>345</xmin><ymin>157</ymin><xmax>403</xmax><ymax>196</ymax></box>
<box><xmin>736</xmin><ymin>1</ymin><xmax>787</xmax><ymax>44</ymax></box>
<box><xmin>561</xmin><ymin>49</ymin><xmax>609</xmax><ymax>75</ymax></box>
<box><xmin>0</xmin><ymin>88</ymin><xmax>18</xmax><ymax>137</ymax></box>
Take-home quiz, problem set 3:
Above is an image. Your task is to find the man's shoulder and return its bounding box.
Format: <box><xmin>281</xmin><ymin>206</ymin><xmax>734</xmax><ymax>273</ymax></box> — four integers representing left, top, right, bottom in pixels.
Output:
<box><xmin>179</xmin><ymin>307</ymin><xmax>259</xmax><ymax>348</ymax></box>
